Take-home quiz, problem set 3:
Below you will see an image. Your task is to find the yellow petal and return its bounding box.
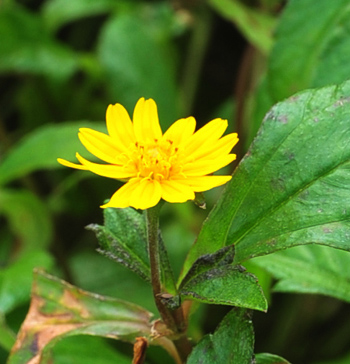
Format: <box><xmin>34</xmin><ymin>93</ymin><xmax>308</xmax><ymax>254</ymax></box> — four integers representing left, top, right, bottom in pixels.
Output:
<box><xmin>78</xmin><ymin>128</ymin><xmax>123</xmax><ymax>163</ymax></box>
<box><xmin>183</xmin><ymin>118</ymin><xmax>228</xmax><ymax>157</ymax></box>
<box><xmin>162</xmin><ymin>117</ymin><xmax>196</xmax><ymax>146</ymax></box>
<box><xmin>129</xmin><ymin>179</ymin><xmax>162</xmax><ymax>209</ymax></box>
<box><xmin>133</xmin><ymin>98</ymin><xmax>162</xmax><ymax>142</ymax></box>
<box><xmin>174</xmin><ymin>175</ymin><xmax>232</xmax><ymax>192</ymax></box>
<box><xmin>160</xmin><ymin>180</ymin><xmax>195</xmax><ymax>203</ymax></box>
<box><xmin>106</xmin><ymin>104</ymin><xmax>135</xmax><ymax>150</ymax></box>
<box><xmin>187</xmin><ymin>133</ymin><xmax>238</xmax><ymax>162</ymax></box>
<box><xmin>76</xmin><ymin>153</ymin><xmax>136</xmax><ymax>179</ymax></box>
<box><xmin>101</xmin><ymin>178</ymin><xmax>141</xmax><ymax>209</ymax></box>
<box><xmin>183</xmin><ymin>154</ymin><xmax>236</xmax><ymax>176</ymax></box>
<box><xmin>57</xmin><ymin>158</ymin><xmax>88</xmax><ymax>170</ymax></box>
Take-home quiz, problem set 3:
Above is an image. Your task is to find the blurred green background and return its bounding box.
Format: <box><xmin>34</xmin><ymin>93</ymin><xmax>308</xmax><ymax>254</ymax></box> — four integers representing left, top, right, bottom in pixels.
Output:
<box><xmin>1</xmin><ymin>0</ymin><xmax>350</xmax><ymax>363</ymax></box>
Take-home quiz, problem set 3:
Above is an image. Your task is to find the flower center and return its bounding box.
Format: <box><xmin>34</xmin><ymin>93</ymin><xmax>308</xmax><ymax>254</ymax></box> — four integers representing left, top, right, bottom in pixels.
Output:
<box><xmin>132</xmin><ymin>139</ymin><xmax>181</xmax><ymax>181</ymax></box>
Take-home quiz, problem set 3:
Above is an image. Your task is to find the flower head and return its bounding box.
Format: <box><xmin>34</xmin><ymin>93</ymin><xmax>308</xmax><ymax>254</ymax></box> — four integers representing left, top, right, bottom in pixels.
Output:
<box><xmin>58</xmin><ymin>98</ymin><xmax>238</xmax><ymax>210</ymax></box>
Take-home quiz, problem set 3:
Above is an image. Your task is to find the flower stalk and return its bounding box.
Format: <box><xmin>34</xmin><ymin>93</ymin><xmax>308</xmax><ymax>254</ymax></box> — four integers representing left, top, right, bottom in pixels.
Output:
<box><xmin>145</xmin><ymin>206</ymin><xmax>192</xmax><ymax>362</ymax></box>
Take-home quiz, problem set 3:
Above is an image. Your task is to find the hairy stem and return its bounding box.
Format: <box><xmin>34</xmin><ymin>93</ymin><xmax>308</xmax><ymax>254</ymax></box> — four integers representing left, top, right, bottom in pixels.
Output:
<box><xmin>145</xmin><ymin>206</ymin><xmax>192</xmax><ymax>362</ymax></box>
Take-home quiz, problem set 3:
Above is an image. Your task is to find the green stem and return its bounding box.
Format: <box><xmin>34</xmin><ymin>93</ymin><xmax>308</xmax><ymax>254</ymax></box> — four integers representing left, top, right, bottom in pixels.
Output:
<box><xmin>146</xmin><ymin>206</ymin><xmax>177</xmax><ymax>330</ymax></box>
<box><xmin>145</xmin><ymin>206</ymin><xmax>192</xmax><ymax>362</ymax></box>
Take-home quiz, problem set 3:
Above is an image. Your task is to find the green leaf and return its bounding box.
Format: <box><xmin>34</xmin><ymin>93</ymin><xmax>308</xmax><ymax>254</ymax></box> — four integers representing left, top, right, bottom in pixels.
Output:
<box><xmin>88</xmin><ymin>208</ymin><xmax>151</xmax><ymax>283</ymax></box>
<box><xmin>0</xmin><ymin>189</ymin><xmax>53</xmax><ymax>250</ymax></box>
<box><xmin>252</xmin><ymin>245</ymin><xmax>350</xmax><ymax>302</ymax></box>
<box><xmin>68</xmin><ymin>251</ymin><xmax>155</xmax><ymax>313</ymax></box>
<box><xmin>186</xmin><ymin>308</ymin><xmax>254</xmax><ymax>364</ymax></box>
<box><xmin>255</xmin><ymin>353</ymin><xmax>291</xmax><ymax>364</ymax></box>
<box><xmin>268</xmin><ymin>0</ymin><xmax>350</xmax><ymax>100</ymax></box>
<box><xmin>0</xmin><ymin>5</ymin><xmax>78</xmax><ymax>79</ymax></box>
<box><xmin>49</xmin><ymin>336</ymin><xmax>132</xmax><ymax>364</ymax></box>
<box><xmin>181</xmin><ymin>79</ymin><xmax>350</xmax><ymax>279</ymax></box>
<box><xmin>179</xmin><ymin>246</ymin><xmax>267</xmax><ymax>311</ymax></box>
<box><xmin>89</xmin><ymin>207</ymin><xmax>176</xmax><ymax>294</ymax></box>
<box><xmin>0</xmin><ymin>250</ymin><xmax>54</xmax><ymax>314</ymax></box>
<box><xmin>314</xmin><ymin>351</ymin><xmax>350</xmax><ymax>364</ymax></box>
<box><xmin>0</xmin><ymin>122</ymin><xmax>105</xmax><ymax>185</ymax></box>
<box><xmin>0</xmin><ymin>314</ymin><xmax>16</xmax><ymax>351</ymax></box>
<box><xmin>42</xmin><ymin>0</ymin><xmax>119</xmax><ymax>32</ymax></box>
<box><xmin>7</xmin><ymin>270</ymin><xmax>152</xmax><ymax>364</ymax></box>
<box><xmin>209</xmin><ymin>0</ymin><xmax>275</xmax><ymax>54</ymax></box>
<box><xmin>97</xmin><ymin>9</ymin><xmax>179</xmax><ymax>129</ymax></box>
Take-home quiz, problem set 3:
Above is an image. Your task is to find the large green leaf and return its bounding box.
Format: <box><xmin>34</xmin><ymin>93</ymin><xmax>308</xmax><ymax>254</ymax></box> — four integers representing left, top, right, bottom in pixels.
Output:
<box><xmin>0</xmin><ymin>5</ymin><xmax>78</xmax><ymax>79</ymax></box>
<box><xmin>181</xmin><ymin>80</ymin><xmax>350</xmax><ymax>280</ymax></box>
<box><xmin>179</xmin><ymin>246</ymin><xmax>267</xmax><ymax>311</ymax></box>
<box><xmin>186</xmin><ymin>308</ymin><xmax>254</xmax><ymax>364</ymax></box>
<box><xmin>97</xmin><ymin>9</ymin><xmax>179</xmax><ymax>128</ymax></box>
<box><xmin>7</xmin><ymin>270</ymin><xmax>153</xmax><ymax>364</ymax></box>
<box><xmin>252</xmin><ymin>245</ymin><xmax>350</xmax><ymax>302</ymax></box>
<box><xmin>268</xmin><ymin>0</ymin><xmax>350</xmax><ymax>100</ymax></box>
<box><xmin>0</xmin><ymin>189</ymin><xmax>53</xmax><ymax>250</ymax></box>
<box><xmin>0</xmin><ymin>122</ymin><xmax>105</xmax><ymax>185</ymax></box>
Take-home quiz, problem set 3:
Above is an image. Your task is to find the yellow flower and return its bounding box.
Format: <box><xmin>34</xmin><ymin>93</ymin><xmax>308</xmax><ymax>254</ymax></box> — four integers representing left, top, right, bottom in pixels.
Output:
<box><xmin>58</xmin><ymin>98</ymin><xmax>238</xmax><ymax>210</ymax></box>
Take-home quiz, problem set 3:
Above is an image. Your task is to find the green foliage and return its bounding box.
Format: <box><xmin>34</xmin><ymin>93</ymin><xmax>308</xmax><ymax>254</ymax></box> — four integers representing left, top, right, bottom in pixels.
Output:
<box><xmin>268</xmin><ymin>0</ymin><xmax>350</xmax><ymax>100</ymax></box>
<box><xmin>182</xmin><ymin>80</ymin><xmax>350</xmax><ymax>278</ymax></box>
<box><xmin>186</xmin><ymin>308</ymin><xmax>254</xmax><ymax>364</ymax></box>
<box><xmin>179</xmin><ymin>246</ymin><xmax>267</xmax><ymax>311</ymax></box>
<box><xmin>0</xmin><ymin>122</ymin><xmax>105</xmax><ymax>185</ymax></box>
<box><xmin>0</xmin><ymin>251</ymin><xmax>54</xmax><ymax>314</ymax></box>
<box><xmin>255</xmin><ymin>353</ymin><xmax>291</xmax><ymax>364</ymax></box>
<box><xmin>1</xmin><ymin>0</ymin><xmax>350</xmax><ymax>363</ymax></box>
<box><xmin>97</xmin><ymin>6</ymin><xmax>180</xmax><ymax>126</ymax></box>
<box><xmin>0</xmin><ymin>189</ymin><xmax>53</xmax><ymax>250</ymax></box>
<box><xmin>252</xmin><ymin>245</ymin><xmax>350</xmax><ymax>302</ymax></box>
<box><xmin>8</xmin><ymin>270</ymin><xmax>153</xmax><ymax>364</ymax></box>
<box><xmin>0</xmin><ymin>5</ymin><xmax>79</xmax><ymax>79</ymax></box>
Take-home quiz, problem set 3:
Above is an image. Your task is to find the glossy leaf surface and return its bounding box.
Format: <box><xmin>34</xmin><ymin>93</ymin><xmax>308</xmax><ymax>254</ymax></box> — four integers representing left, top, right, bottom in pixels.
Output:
<box><xmin>182</xmin><ymin>80</ymin><xmax>350</xmax><ymax>279</ymax></box>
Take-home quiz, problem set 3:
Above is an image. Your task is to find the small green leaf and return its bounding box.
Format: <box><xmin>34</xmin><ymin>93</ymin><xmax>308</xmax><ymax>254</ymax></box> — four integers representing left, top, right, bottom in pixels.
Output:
<box><xmin>89</xmin><ymin>207</ymin><xmax>176</xmax><ymax>294</ymax></box>
<box><xmin>88</xmin><ymin>208</ymin><xmax>151</xmax><ymax>283</ymax></box>
<box><xmin>0</xmin><ymin>250</ymin><xmax>54</xmax><ymax>314</ymax></box>
<box><xmin>181</xmin><ymin>79</ymin><xmax>350</xmax><ymax>279</ymax></box>
<box><xmin>0</xmin><ymin>189</ymin><xmax>53</xmax><ymax>250</ymax></box>
<box><xmin>0</xmin><ymin>122</ymin><xmax>105</xmax><ymax>185</ymax></box>
<box><xmin>186</xmin><ymin>308</ymin><xmax>254</xmax><ymax>364</ymax></box>
<box><xmin>179</xmin><ymin>246</ymin><xmax>267</xmax><ymax>311</ymax></box>
<box><xmin>255</xmin><ymin>353</ymin><xmax>291</xmax><ymax>364</ymax></box>
<box><xmin>252</xmin><ymin>245</ymin><xmax>350</xmax><ymax>302</ymax></box>
<box><xmin>7</xmin><ymin>270</ymin><xmax>152</xmax><ymax>364</ymax></box>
